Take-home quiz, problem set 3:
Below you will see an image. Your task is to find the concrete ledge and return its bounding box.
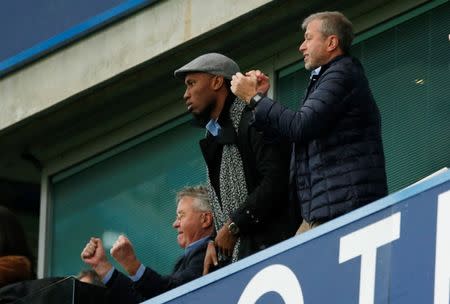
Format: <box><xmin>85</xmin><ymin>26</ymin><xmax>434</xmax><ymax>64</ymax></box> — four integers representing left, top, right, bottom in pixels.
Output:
<box><xmin>0</xmin><ymin>0</ymin><xmax>271</xmax><ymax>132</ymax></box>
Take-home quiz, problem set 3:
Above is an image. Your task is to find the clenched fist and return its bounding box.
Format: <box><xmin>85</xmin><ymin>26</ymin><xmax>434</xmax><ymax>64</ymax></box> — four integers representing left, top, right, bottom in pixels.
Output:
<box><xmin>80</xmin><ymin>237</ymin><xmax>112</xmax><ymax>279</ymax></box>
<box><xmin>110</xmin><ymin>235</ymin><xmax>141</xmax><ymax>276</ymax></box>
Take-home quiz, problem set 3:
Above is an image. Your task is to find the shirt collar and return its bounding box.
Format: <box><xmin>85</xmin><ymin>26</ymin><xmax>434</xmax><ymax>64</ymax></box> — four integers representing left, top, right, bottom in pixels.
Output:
<box><xmin>206</xmin><ymin>119</ymin><xmax>221</xmax><ymax>136</ymax></box>
<box><xmin>205</xmin><ymin>93</ymin><xmax>235</xmax><ymax>135</ymax></box>
<box><xmin>310</xmin><ymin>66</ymin><xmax>321</xmax><ymax>79</ymax></box>
<box><xmin>310</xmin><ymin>55</ymin><xmax>348</xmax><ymax>80</ymax></box>
<box><xmin>185</xmin><ymin>236</ymin><xmax>210</xmax><ymax>256</ymax></box>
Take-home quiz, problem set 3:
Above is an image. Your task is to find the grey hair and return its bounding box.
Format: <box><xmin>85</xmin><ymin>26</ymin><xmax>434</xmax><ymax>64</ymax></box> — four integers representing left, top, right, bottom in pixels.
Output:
<box><xmin>302</xmin><ymin>11</ymin><xmax>354</xmax><ymax>54</ymax></box>
<box><xmin>176</xmin><ymin>185</ymin><xmax>212</xmax><ymax>212</ymax></box>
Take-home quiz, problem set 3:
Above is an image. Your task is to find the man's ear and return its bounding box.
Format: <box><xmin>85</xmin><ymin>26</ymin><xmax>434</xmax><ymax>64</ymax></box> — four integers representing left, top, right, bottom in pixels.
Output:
<box><xmin>327</xmin><ymin>35</ymin><xmax>339</xmax><ymax>52</ymax></box>
<box><xmin>202</xmin><ymin>212</ymin><xmax>213</xmax><ymax>228</ymax></box>
<box><xmin>210</xmin><ymin>75</ymin><xmax>224</xmax><ymax>91</ymax></box>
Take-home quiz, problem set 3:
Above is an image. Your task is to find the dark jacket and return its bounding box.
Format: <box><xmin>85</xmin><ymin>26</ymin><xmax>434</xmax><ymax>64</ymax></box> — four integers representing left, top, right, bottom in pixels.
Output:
<box><xmin>105</xmin><ymin>239</ymin><xmax>208</xmax><ymax>303</ymax></box>
<box><xmin>0</xmin><ymin>277</ymin><xmax>106</xmax><ymax>304</ymax></box>
<box><xmin>254</xmin><ymin>55</ymin><xmax>387</xmax><ymax>223</ymax></box>
<box><xmin>199</xmin><ymin>96</ymin><xmax>299</xmax><ymax>259</ymax></box>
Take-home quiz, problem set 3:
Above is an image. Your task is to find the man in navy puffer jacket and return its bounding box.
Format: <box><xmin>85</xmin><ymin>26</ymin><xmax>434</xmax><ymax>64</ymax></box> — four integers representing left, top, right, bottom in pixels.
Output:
<box><xmin>231</xmin><ymin>11</ymin><xmax>388</xmax><ymax>233</ymax></box>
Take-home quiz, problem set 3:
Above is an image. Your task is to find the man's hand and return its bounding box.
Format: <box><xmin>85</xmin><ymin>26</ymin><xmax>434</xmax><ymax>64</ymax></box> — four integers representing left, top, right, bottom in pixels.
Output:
<box><xmin>110</xmin><ymin>235</ymin><xmax>141</xmax><ymax>276</ymax></box>
<box><xmin>231</xmin><ymin>72</ymin><xmax>258</xmax><ymax>103</ymax></box>
<box><xmin>81</xmin><ymin>237</ymin><xmax>112</xmax><ymax>279</ymax></box>
<box><xmin>214</xmin><ymin>221</ymin><xmax>237</xmax><ymax>258</ymax></box>
<box><xmin>202</xmin><ymin>241</ymin><xmax>218</xmax><ymax>275</ymax></box>
<box><xmin>246</xmin><ymin>70</ymin><xmax>270</xmax><ymax>95</ymax></box>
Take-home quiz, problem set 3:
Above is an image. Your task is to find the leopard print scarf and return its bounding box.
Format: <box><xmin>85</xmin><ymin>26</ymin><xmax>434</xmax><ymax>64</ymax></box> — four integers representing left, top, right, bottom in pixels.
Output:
<box><xmin>206</xmin><ymin>98</ymin><xmax>248</xmax><ymax>262</ymax></box>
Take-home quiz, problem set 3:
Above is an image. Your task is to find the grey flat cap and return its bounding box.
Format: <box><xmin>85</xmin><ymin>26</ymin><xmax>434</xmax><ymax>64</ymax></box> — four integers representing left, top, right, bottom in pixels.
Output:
<box><xmin>174</xmin><ymin>53</ymin><xmax>240</xmax><ymax>80</ymax></box>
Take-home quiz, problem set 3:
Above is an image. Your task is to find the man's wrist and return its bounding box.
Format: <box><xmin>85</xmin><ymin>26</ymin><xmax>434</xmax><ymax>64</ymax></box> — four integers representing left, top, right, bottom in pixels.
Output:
<box><xmin>124</xmin><ymin>258</ymin><xmax>141</xmax><ymax>276</ymax></box>
<box><xmin>248</xmin><ymin>93</ymin><xmax>264</xmax><ymax>109</ymax></box>
<box><xmin>239</xmin><ymin>89</ymin><xmax>258</xmax><ymax>104</ymax></box>
<box><xmin>228</xmin><ymin>221</ymin><xmax>240</xmax><ymax>236</ymax></box>
<box><xmin>93</xmin><ymin>261</ymin><xmax>113</xmax><ymax>279</ymax></box>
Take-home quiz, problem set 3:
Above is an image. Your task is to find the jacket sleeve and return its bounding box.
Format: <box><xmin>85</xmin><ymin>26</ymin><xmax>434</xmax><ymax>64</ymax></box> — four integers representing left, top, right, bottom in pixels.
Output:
<box><xmin>230</xmin><ymin>121</ymin><xmax>290</xmax><ymax>234</ymax></box>
<box><xmin>105</xmin><ymin>269</ymin><xmax>146</xmax><ymax>304</ymax></box>
<box><xmin>133</xmin><ymin>248</ymin><xmax>205</xmax><ymax>299</ymax></box>
<box><xmin>254</xmin><ymin>65</ymin><xmax>355</xmax><ymax>144</ymax></box>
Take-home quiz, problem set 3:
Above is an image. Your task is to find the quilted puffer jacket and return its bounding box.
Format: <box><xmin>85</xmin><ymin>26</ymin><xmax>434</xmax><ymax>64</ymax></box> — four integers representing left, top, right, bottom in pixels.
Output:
<box><xmin>254</xmin><ymin>55</ymin><xmax>388</xmax><ymax>223</ymax></box>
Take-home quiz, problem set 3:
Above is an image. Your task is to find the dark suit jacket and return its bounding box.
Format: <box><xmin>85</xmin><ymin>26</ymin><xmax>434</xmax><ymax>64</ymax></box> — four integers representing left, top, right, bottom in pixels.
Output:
<box><xmin>105</xmin><ymin>240</ymin><xmax>208</xmax><ymax>303</ymax></box>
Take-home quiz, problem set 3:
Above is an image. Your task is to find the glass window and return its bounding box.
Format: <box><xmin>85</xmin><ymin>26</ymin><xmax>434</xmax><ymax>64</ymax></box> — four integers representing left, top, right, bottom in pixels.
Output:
<box><xmin>50</xmin><ymin>119</ymin><xmax>206</xmax><ymax>276</ymax></box>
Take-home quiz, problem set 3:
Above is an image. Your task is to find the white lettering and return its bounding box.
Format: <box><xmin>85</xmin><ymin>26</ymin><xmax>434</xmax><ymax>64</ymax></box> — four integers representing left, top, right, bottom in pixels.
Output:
<box><xmin>434</xmin><ymin>190</ymin><xmax>450</xmax><ymax>304</ymax></box>
<box><xmin>238</xmin><ymin>264</ymin><xmax>304</xmax><ymax>304</ymax></box>
<box><xmin>339</xmin><ymin>212</ymin><xmax>401</xmax><ymax>304</ymax></box>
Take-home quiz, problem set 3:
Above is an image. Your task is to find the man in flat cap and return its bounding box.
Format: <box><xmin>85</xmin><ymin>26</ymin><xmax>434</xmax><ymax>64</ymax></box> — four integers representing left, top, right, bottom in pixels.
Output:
<box><xmin>174</xmin><ymin>53</ymin><xmax>299</xmax><ymax>274</ymax></box>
